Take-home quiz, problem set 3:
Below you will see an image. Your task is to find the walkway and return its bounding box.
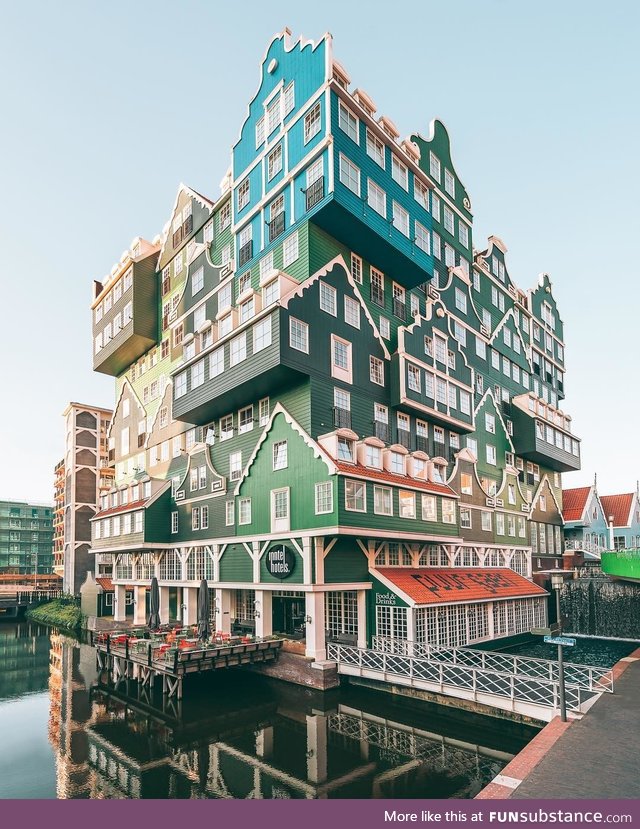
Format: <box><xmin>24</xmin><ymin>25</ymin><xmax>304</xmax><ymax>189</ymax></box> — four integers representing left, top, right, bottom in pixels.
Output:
<box><xmin>477</xmin><ymin>649</ymin><xmax>640</xmax><ymax>799</ymax></box>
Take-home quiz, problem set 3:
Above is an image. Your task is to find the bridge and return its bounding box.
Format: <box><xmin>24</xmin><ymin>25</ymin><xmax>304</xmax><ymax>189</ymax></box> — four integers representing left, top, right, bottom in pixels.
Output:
<box><xmin>327</xmin><ymin>639</ymin><xmax>614</xmax><ymax>723</ymax></box>
<box><xmin>0</xmin><ymin>590</ymin><xmax>63</xmax><ymax>618</ymax></box>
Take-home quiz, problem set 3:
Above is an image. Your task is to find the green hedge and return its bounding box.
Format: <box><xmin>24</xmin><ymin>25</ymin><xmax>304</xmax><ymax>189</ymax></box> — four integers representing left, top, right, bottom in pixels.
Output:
<box><xmin>26</xmin><ymin>596</ymin><xmax>84</xmax><ymax>631</ymax></box>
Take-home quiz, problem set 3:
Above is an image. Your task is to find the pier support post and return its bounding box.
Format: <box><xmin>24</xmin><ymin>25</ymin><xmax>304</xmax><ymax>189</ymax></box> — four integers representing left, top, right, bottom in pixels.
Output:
<box><xmin>159</xmin><ymin>586</ymin><xmax>170</xmax><ymax>624</ymax></box>
<box><xmin>254</xmin><ymin>590</ymin><xmax>272</xmax><ymax>639</ymax></box>
<box><xmin>357</xmin><ymin>590</ymin><xmax>367</xmax><ymax>649</ymax></box>
<box><xmin>216</xmin><ymin>588</ymin><xmax>232</xmax><ymax>634</ymax></box>
<box><xmin>133</xmin><ymin>586</ymin><xmax>146</xmax><ymax>625</ymax></box>
<box><xmin>114</xmin><ymin>584</ymin><xmax>127</xmax><ymax>622</ymax></box>
<box><xmin>182</xmin><ymin>587</ymin><xmax>198</xmax><ymax>625</ymax></box>
<box><xmin>306</xmin><ymin>714</ymin><xmax>328</xmax><ymax>784</ymax></box>
<box><xmin>305</xmin><ymin>591</ymin><xmax>327</xmax><ymax>661</ymax></box>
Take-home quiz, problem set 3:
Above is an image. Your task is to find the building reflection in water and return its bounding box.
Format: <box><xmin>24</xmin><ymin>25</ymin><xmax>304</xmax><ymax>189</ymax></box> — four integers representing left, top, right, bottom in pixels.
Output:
<box><xmin>45</xmin><ymin>632</ymin><xmax>536</xmax><ymax>799</ymax></box>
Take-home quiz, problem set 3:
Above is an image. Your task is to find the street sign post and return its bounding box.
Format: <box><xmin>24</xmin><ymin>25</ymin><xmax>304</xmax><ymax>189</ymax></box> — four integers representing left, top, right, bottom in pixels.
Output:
<box><xmin>544</xmin><ymin>635</ymin><xmax>576</xmax><ymax>647</ymax></box>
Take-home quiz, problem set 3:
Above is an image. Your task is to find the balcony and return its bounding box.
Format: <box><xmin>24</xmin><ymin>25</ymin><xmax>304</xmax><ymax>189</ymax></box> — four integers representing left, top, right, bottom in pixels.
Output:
<box><xmin>601</xmin><ymin>550</ymin><xmax>640</xmax><ymax>583</ymax></box>
<box><xmin>268</xmin><ymin>212</ymin><xmax>285</xmax><ymax>243</ymax></box>
<box><xmin>305</xmin><ymin>176</ymin><xmax>325</xmax><ymax>211</ymax></box>
<box><xmin>333</xmin><ymin>407</ymin><xmax>352</xmax><ymax>429</ymax></box>
<box><xmin>93</xmin><ymin>253</ymin><xmax>159</xmax><ymax>377</ymax></box>
<box><xmin>374</xmin><ymin>421</ymin><xmax>391</xmax><ymax>443</ymax></box>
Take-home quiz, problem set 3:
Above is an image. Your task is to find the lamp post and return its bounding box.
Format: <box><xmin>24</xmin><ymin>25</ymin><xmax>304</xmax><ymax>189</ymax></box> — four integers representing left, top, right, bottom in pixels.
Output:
<box><xmin>550</xmin><ymin>572</ymin><xmax>567</xmax><ymax>722</ymax></box>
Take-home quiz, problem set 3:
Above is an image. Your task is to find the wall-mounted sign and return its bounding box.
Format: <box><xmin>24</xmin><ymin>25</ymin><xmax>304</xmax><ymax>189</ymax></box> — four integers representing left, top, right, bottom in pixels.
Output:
<box><xmin>266</xmin><ymin>545</ymin><xmax>296</xmax><ymax>580</ymax></box>
<box><xmin>375</xmin><ymin>591</ymin><xmax>397</xmax><ymax>606</ymax></box>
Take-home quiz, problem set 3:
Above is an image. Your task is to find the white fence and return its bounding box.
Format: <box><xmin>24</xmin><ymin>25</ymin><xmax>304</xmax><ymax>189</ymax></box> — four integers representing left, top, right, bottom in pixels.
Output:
<box><xmin>370</xmin><ymin>636</ymin><xmax>614</xmax><ymax>693</ymax></box>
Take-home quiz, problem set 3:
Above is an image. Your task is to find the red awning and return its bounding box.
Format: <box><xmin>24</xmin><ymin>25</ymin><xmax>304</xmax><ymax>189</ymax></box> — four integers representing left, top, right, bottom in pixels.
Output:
<box><xmin>375</xmin><ymin>568</ymin><xmax>548</xmax><ymax>606</ymax></box>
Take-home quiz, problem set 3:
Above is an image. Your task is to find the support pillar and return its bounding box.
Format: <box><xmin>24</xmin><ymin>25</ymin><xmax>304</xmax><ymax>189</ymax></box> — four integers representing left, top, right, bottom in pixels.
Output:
<box><xmin>357</xmin><ymin>590</ymin><xmax>368</xmax><ymax>649</ymax></box>
<box><xmin>305</xmin><ymin>591</ymin><xmax>326</xmax><ymax>661</ymax></box>
<box><xmin>182</xmin><ymin>587</ymin><xmax>198</xmax><ymax>625</ymax></box>
<box><xmin>306</xmin><ymin>714</ymin><xmax>328</xmax><ymax>784</ymax></box>
<box><xmin>114</xmin><ymin>584</ymin><xmax>126</xmax><ymax>622</ymax></box>
<box><xmin>215</xmin><ymin>588</ymin><xmax>232</xmax><ymax>634</ymax></box>
<box><xmin>254</xmin><ymin>590</ymin><xmax>272</xmax><ymax>638</ymax></box>
<box><xmin>133</xmin><ymin>586</ymin><xmax>146</xmax><ymax>625</ymax></box>
<box><xmin>159</xmin><ymin>586</ymin><xmax>170</xmax><ymax>624</ymax></box>
<box><xmin>255</xmin><ymin>726</ymin><xmax>274</xmax><ymax>759</ymax></box>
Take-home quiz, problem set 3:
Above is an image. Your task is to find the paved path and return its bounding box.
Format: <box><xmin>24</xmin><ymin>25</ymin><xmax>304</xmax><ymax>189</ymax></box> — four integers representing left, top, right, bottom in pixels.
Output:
<box><xmin>479</xmin><ymin>652</ymin><xmax>640</xmax><ymax>799</ymax></box>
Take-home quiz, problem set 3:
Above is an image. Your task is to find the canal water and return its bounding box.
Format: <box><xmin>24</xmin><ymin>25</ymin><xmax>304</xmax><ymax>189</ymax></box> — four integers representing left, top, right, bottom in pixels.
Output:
<box><xmin>0</xmin><ymin>621</ymin><xmax>537</xmax><ymax>800</ymax></box>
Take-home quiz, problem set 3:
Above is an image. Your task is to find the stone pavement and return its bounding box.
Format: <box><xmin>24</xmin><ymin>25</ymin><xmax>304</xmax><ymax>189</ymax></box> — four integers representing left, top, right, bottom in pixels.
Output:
<box><xmin>477</xmin><ymin>649</ymin><xmax>640</xmax><ymax>799</ymax></box>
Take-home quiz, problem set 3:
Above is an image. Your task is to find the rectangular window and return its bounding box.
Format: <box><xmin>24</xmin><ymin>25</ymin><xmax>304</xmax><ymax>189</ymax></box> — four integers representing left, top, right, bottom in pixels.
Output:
<box><xmin>209</xmin><ymin>347</ymin><xmax>224</xmax><ymax>377</ymax></box>
<box><xmin>392</xmin><ymin>201</ymin><xmax>409</xmax><ymax>236</ymax></box>
<box><xmin>351</xmin><ymin>253</ymin><xmax>362</xmax><ymax>284</ymax></box>
<box><xmin>455</xmin><ymin>288</ymin><xmax>467</xmax><ymax>314</ymax></box>
<box><xmin>229</xmin><ymin>332</ymin><xmax>247</xmax><ymax>366</ymax></box>
<box><xmin>253</xmin><ymin>316</ymin><xmax>272</xmax><ymax>352</ymax></box>
<box><xmin>315</xmin><ymin>481</ymin><xmax>333</xmax><ymax>514</ymax></box>
<box><xmin>370</xmin><ymin>356</ymin><xmax>384</xmax><ymax>385</ymax></box>
<box><xmin>366</xmin><ymin>129</ymin><xmax>385</xmax><ymax>167</ymax></box>
<box><xmin>422</xmin><ymin>495</ymin><xmax>437</xmax><ymax>521</ymax></box>
<box><xmin>367</xmin><ymin>179</ymin><xmax>386</xmax><ymax>216</ymax></box>
<box><xmin>226</xmin><ymin>500</ymin><xmax>235</xmax><ymax>526</ymax></box>
<box><xmin>304</xmin><ymin>102</ymin><xmax>321</xmax><ymax>143</ymax></box>
<box><xmin>267</xmin><ymin>144</ymin><xmax>283</xmax><ymax>180</ymax></box>
<box><xmin>238</xmin><ymin>178</ymin><xmax>250</xmax><ymax>211</ymax></box>
<box><xmin>415</xmin><ymin>221</ymin><xmax>430</xmax><ymax>254</ymax></box>
<box><xmin>459</xmin><ymin>223</ymin><xmax>469</xmax><ymax>248</ymax></box>
<box><xmin>345</xmin><ymin>480</ymin><xmax>366</xmax><ymax>511</ymax></box>
<box><xmin>391</xmin><ymin>155</ymin><xmax>408</xmax><ymax>189</ymax></box>
<box><xmin>339</xmin><ymin>153</ymin><xmax>360</xmax><ymax>195</ymax></box>
<box><xmin>408</xmin><ymin>364</ymin><xmax>421</xmax><ymax>392</ymax></box>
<box><xmin>460</xmin><ymin>508</ymin><xmax>472</xmax><ymax>529</ymax></box>
<box><xmin>238</xmin><ymin>498</ymin><xmax>252</xmax><ymax>525</ymax></box>
<box><xmin>429</xmin><ymin>152</ymin><xmax>441</xmax><ymax>181</ymax></box>
<box><xmin>319</xmin><ymin>280</ymin><xmax>337</xmax><ymax>315</ymax></box>
<box><xmin>191</xmin><ymin>359</ymin><xmax>205</xmax><ymax>388</ymax></box>
<box><xmin>444</xmin><ymin>168</ymin><xmax>455</xmax><ymax>196</ymax></box>
<box><xmin>486</xmin><ymin>444</ymin><xmax>497</xmax><ymax>465</ymax></box>
<box><xmin>443</xmin><ymin>205</ymin><xmax>455</xmax><ymax>235</ymax></box>
<box><xmin>331</xmin><ymin>335</ymin><xmax>352</xmax><ymax>382</ymax></box>
<box><xmin>344</xmin><ymin>295</ymin><xmax>361</xmax><ymax>328</ymax></box>
<box><xmin>239</xmin><ymin>405</ymin><xmax>253</xmax><ymax>434</ymax></box>
<box><xmin>273</xmin><ymin>440</ymin><xmax>288</xmax><ymax>470</ymax></box>
<box><xmin>171</xmin><ymin>511</ymin><xmax>178</xmax><ymax>534</ymax></box>
<box><xmin>229</xmin><ymin>451</ymin><xmax>242</xmax><ymax>481</ymax></box>
<box><xmin>415</xmin><ymin>179</ymin><xmax>429</xmax><ymax>211</ymax></box>
<box><xmin>259</xmin><ymin>398</ymin><xmax>270</xmax><ymax>426</ymax></box>
<box><xmin>399</xmin><ymin>490</ymin><xmax>416</xmax><ymax>519</ymax></box>
<box><xmin>481</xmin><ymin>511</ymin><xmax>492</xmax><ymax>531</ymax></box>
<box><xmin>289</xmin><ymin>317</ymin><xmax>309</xmax><ymax>353</ymax></box>
<box><xmin>373</xmin><ymin>486</ymin><xmax>392</xmax><ymax>516</ymax></box>
<box><xmin>282</xmin><ymin>231</ymin><xmax>299</xmax><ymax>267</ymax></box>
<box><xmin>442</xmin><ymin>500</ymin><xmax>456</xmax><ymax>524</ymax></box>
<box><xmin>338</xmin><ymin>102</ymin><xmax>358</xmax><ymax>142</ymax></box>
<box><xmin>192</xmin><ymin>507</ymin><xmax>200</xmax><ymax>531</ymax></box>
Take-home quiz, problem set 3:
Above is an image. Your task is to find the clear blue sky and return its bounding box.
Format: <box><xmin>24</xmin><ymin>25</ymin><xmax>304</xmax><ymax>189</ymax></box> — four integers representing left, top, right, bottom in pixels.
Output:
<box><xmin>1</xmin><ymin>0</ymin><xmax>638</xmax><ymax>503</ymax></box>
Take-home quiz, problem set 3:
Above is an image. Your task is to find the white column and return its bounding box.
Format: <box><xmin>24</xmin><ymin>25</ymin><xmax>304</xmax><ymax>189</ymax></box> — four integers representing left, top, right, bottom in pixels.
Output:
<box><xmin>357</xmin><ymin>590</ymin><xmax>368</xmax><ymax>649</ymax></box>
<box><xmin>133</xmin><ymin>586</ymin><xmax>146</xmax><ymax>625</ymax></box>
<box><xmin>255</xmin><ymin>726</ymin><xmax>274</xmax><ymax>759</ymax></box>
<box><xmin>114</xmin><ymin>584</ymin><xmax>126</xmax><ymax>622</ymax></box>
<box><xmin>216</xmin><ymin>588</ymin><xmax>232</xmax><ymax>634</ymax></box>
<box><xmin>305</xmin><ymin>591</ymin><xmax>326</xmax><ymax>661</ymax></box>
<box><xmin>182</xmin><ymin>587</ymin><xmax>198</xmax><ymax>625</ymax></box>
<box><xmin>254</xmin><ymin>590</ymin><xmax>272</xmax><ymax>638</ymax></box>
<box><xmin>159</xmin><ymin>586</ymin><xmax>170</xmax><ymax>624</ymax></box>
<box><xmin>306</xmin><ymin>714</ymin><xmax>328</xmax><ymax>784</ymax></box>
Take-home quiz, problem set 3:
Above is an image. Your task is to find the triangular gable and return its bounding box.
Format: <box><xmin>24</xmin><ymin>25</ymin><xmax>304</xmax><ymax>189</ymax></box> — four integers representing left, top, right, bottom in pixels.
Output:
<box><xmin>399</xmin><ymin>298</ymin><xmax>473</xmax><ymax>377</ymax></box>
<box><xmin>495</xmin><ymin>465</ymin><xmax>530</xmax><ymax>507</ymax></box>
<box><xmin>477</xmin><ymin>236</ymin><xmax>515</xmax><ymax>291</ymax></box>
<box><xmin>490</xmin><ymin>309</ymin><xmax>532</xmax><ymax>369</ymax></box>
<box><xmin>157</xmin><ymin>183</ymin><xmax>214</xmax><ymax>270</ymax></box>
<box><xmin>233</xmin><ymin>402</ymin><xmax>337</xmax><ymax>495</ymax></box>
<box><xmin>107</xmin><ymin>378</ymin><xmax>146</xmax><ymax>442</ymax></box>
<box><xmin>473</xmin><ymin>387</ymin><xmax>515</xmax><ymax>454</ymax></box>
<box><xmin>280</xmin><ymin>254</ymin><xmax>391</xmax><ymax>360</ymax></box>
<box><xmin>145</xmin><ymin>381</ymin><xmax>173</xmax><ymax>448</ymax></box>
<box><xmin>531</xmin><ymin>474</ymin><xmax>562</xmax><ymax>514</ymax></box>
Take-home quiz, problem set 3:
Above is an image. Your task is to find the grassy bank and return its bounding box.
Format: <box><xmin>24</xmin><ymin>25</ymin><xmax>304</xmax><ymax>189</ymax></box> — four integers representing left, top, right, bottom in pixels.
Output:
<box><xmin>26</xmin><ymin>596</ymin><xmax>84</xmax><ymax>631</ymax></box>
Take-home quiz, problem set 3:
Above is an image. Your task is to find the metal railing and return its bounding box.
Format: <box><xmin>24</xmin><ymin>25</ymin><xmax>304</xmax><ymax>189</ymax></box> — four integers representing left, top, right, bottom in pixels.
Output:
<box><xmin>305</xmin><ymin>176</ymin><xmax>324</xmax><ymax>210</ymax></box>
<box><xmin>564</xmin><ymin>539</ymin><xmax>606</xmax><ymax>554</ymax></box>
<box><xmin>328</xmin><ymin>643</ymin><xmax>590</xmax><ymax>713</ymax></box>
<box><xmin>370</xmin><ymin>636</ymin><xmax>613</xmax><ymax>694</ymax></box>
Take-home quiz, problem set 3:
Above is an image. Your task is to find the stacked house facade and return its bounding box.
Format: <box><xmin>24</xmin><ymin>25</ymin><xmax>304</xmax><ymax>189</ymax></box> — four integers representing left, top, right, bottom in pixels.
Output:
<box><xmin>90</xmin><ymin>30</ymin><xmax>581</xmax><ymax>658</ymax></box>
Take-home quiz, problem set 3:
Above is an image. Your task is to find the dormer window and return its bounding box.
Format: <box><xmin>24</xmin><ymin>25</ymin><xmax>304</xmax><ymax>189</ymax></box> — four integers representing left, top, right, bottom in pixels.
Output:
<box><xmin>366</xmin><ymin>445</ymin><xmax>381</xmax><ymax>468</ymax></box>
<box><xmin>390</xmin><ymin>452</ymin><xmax>404</xmax><ymax>475</ymax></box>
<box><xmin>131</xmin><ymin>484</ymin><xmax>140</xmax><ymax>502</ymax></box>
<box><xmin>431</xmin><ymin>463</ymin><xmax>446</xmax><ymax>484</ymax></box>
<box><xmin>411</xmin><ymin>458</ymin><xmax>427</xmax><ymax>478</ymax></box>
<box><xmin>337</xmin><ymin>437</ymin><xmax>355</xmax><ymax>463</ymax></box>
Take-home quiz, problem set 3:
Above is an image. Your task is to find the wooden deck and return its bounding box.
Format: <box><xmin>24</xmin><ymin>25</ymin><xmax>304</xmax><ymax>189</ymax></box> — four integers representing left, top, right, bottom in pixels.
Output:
<box><xmin>92</xmin><ymin>631</ymin><xmax>283</xmax><ymax>699</ymax></box>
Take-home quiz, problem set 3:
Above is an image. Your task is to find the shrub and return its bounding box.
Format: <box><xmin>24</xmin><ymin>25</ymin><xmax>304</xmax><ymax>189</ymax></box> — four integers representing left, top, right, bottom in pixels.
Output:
<box><xmin>26</xmin><ymin>597</ymin><xmax>85</xmax><ymax>631</ymax></box>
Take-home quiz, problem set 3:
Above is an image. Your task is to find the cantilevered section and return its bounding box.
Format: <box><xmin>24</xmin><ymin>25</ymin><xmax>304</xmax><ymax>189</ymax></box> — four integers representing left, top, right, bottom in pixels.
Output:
<box><xmin>601</xmin><ymin>550</ymin><xmax>640</xmax><ymax>583</ymax></box>
<box><xmin>92</xmin><ymin>240</ymin><xmax>160</xmax><ymax>376</ymax></box>
<box><xmin>510</xmin><ymin>393</ymin><xmax>580</xmax><ymax>472</ymax></box>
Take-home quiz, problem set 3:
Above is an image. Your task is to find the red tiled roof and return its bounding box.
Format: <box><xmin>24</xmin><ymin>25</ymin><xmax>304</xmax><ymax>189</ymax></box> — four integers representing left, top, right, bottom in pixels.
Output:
<box><xmin>600</xmin><ymin>494</ymin><xmax>634</xmax><ymax>528</ymax></box>
<box><xmin>562</xmin><ymin>486</ymin><xmax>591</xmax><ymax>522</ymax></box>
<box><xmin>96</xmin><ymin>578</ymin><xmax>114</xmax><ymax>592</ymax></box>
<box><xmin>375</xmin><ymin>568</ymin><xmax>547</xmax><ymax>606</ymax></box>
<box><xmin>335</xmin><ymin>461</ymin><xmax>457</xmax><ymax>497</ymax></box>
<box><xmin>93</xmin><ymin>499</ymin><xmax>148</xmax><ymax>519</ymax></box>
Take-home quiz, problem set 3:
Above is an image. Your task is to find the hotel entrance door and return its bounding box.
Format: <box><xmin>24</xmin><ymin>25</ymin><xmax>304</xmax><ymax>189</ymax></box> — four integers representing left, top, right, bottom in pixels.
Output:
<box><xmin>272</xmin><ymin>594</ymin><xmax>305</xmax><ymax>637</ymax></box>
